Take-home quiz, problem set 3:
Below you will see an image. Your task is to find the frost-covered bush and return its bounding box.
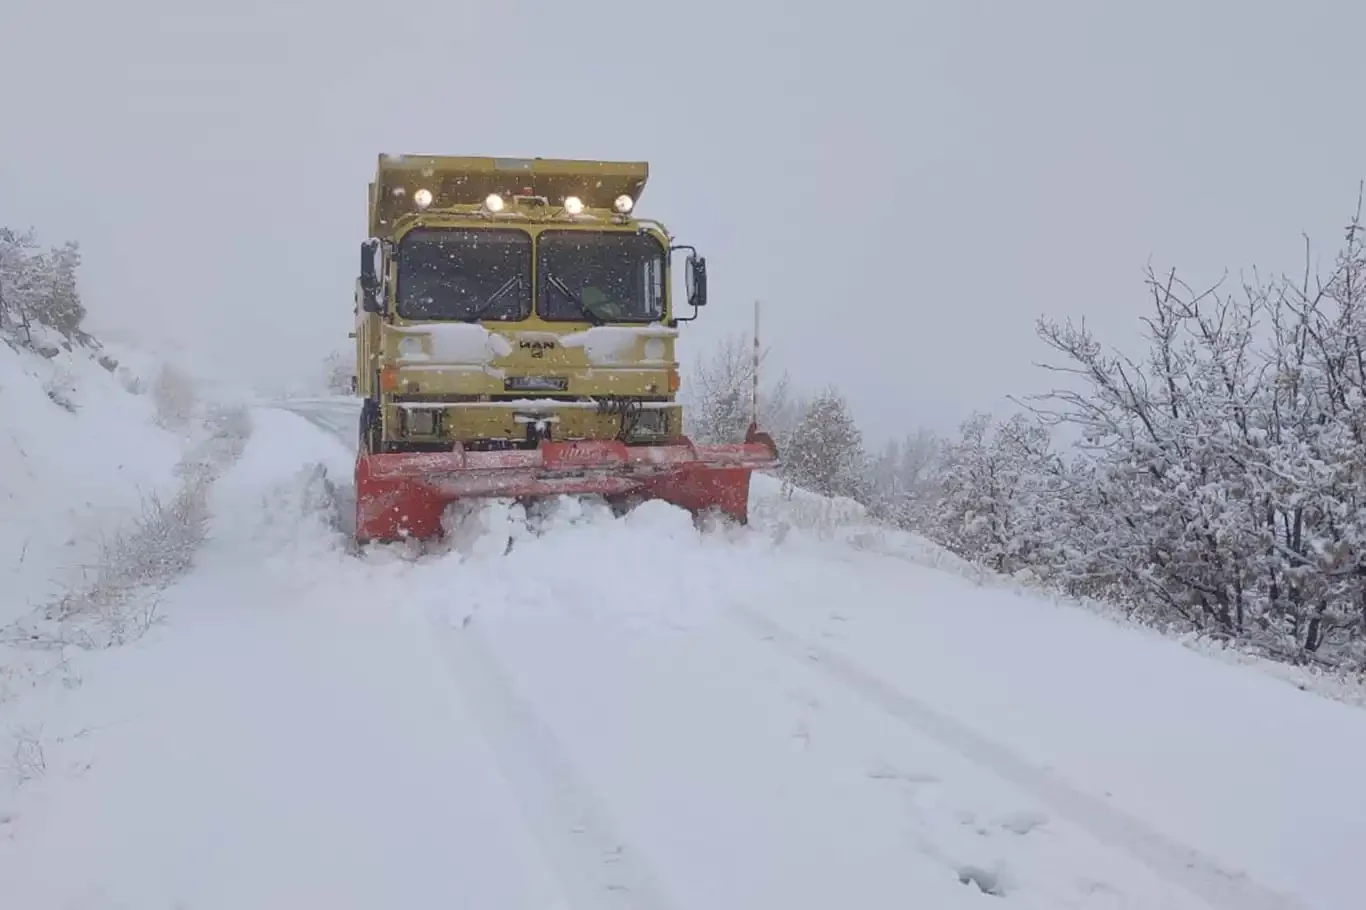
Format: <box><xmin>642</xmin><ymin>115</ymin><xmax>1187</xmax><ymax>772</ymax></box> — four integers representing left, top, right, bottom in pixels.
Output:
<box><xmin>0</xmin><ymin>227</ymin><xmax>90</xmax><ymax>349</ymax></box>
<box><xmin>682</xmin><ymin>330</ymin><xmax>802</xmax><ymax>449</ymax></box>
<box><xmin>150</xmin><ymin>363</ymin><xmax>199</xmax><ymax>429</ymax></box>
<box><xmin>865</xmin><ymin>429</ymin><xmax>943</xmax><ymax>528</ymax></box>
<box><xmin>323</xmin><ymin>349</ymin><xmax>354</xmax><ymax>394</ymax></box>
<box><xmin>904</xmin><ymin>195</ymin><xmax>1366</xmax><ymax>671</ymax></box>
<box><xmin>782</xmin><ymin>387</ymin><xmax>870</xmax><ymax>503</ymax></box>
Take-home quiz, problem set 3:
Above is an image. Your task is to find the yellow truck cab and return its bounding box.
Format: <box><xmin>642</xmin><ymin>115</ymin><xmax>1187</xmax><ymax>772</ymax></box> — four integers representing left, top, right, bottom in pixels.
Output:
<box><xmin>351</xmin><ymin>153</ymin><xmax>775</xmax><ymax>543</ymax></box>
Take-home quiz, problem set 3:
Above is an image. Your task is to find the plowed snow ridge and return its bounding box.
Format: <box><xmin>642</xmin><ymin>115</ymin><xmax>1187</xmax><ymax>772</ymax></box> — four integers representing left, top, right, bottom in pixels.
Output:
<box><xmin>2</xmin><ymin>402</ymin><xmax>1364</xmax><ymax>910</ymax></box>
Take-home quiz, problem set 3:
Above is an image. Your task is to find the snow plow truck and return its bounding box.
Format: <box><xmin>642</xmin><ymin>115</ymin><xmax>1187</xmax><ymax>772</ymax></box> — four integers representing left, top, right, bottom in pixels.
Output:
<box><xmin>352</xmin><ymin>154</ymin><xmax>779</xmax><ymax>543</ymax></box>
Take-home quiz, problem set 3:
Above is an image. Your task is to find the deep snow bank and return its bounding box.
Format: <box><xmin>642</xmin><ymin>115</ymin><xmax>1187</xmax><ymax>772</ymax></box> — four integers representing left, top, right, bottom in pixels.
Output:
<box><xmin>230</xmin><ymin>412</ymin><xmax>1366</xmax><ymax>908</ymax></box>
<box><xmin>0</xmin><ymin>332</ymin><xmax>253</xmax><ymax>718</ymax></box>
<box><xmin>0</xmin><ymin>407</ymin><xmax>573</xmax><ymax>910</ymax></box>
<box><xmin>748</xmin><ymin>471</ymin><xmax>1366</xmax><ymax>708</ymax></box>
<box><xmin>6</xmin><ymin>406</ymin><xmax>1365</xmax><ymax>908</ymax></box>
<box><xmin>0</xmin><ymin>411</ymin><xmax>1211</xmax><ymax>909</ymax></box>
<box><xmin>0</xmin><ymin>337</ymin><xmax>184</xmax><ymax>623</ymax></box>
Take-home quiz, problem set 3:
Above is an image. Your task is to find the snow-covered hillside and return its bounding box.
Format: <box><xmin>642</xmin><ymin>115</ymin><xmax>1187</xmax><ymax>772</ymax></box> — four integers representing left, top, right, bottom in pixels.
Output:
<box><xmin>3</xmin><ymin>372</ymin><xmax>1366</xmax><ymax>908</ymax></box>
<box><xmin>0</xmin><ymin>334</ymin><xmax>250</xmax><ymax>703</ymax></box>
<box><xmin>0</xmin><ymin>337</ymin><xmax>182</xmax><ymax>621</ymax></box>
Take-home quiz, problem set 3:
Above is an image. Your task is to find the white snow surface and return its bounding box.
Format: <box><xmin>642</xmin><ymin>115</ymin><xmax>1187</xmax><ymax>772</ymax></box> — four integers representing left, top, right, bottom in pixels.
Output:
<box><xmin>0</xmin><ymin>340</ymin><xmax>183</xmax><ymax>623</ymax></box>
<box><xmin>2</xmin><ymin>396</ymin><xmax>1365</xmax><ymax>909</ymax></box>
<box><xmin>391</xmin><ymin>322</ymin><xmax>515</xmax><ymax>364</ymax></box>
<box><xmin>559</xmin><ymin>323</ymin><xmax>677</xmax><ymax>365</ymax></box>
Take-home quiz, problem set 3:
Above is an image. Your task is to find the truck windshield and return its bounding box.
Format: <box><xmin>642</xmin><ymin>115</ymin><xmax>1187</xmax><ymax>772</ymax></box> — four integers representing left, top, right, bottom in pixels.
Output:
<box><xmin>537</xmin><ymin>230</ymin><xmax>665</xmax><ymax>323</ymax></box>
<box><xmin>396</xmin><ymin>228</ymin><xmax>531</xmax><ymax>321</ymax></box>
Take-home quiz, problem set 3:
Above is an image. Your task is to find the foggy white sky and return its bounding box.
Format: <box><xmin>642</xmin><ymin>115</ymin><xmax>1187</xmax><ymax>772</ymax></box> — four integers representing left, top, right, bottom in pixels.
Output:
<box><xmin>2</xmin><ymin>0</ymin><xmax>1363</xmax><ymax>439</ymax></box>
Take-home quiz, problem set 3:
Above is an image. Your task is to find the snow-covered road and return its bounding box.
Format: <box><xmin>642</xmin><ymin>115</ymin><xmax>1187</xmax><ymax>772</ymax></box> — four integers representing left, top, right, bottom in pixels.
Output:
<box><xmin>4</xmin><ymin>402</ymin><xmax>1365</xmax><ymax>909</ymax></box>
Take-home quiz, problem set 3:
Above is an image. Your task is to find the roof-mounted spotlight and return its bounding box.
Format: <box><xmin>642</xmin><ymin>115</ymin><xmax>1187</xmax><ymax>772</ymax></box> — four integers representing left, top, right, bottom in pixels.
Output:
<box><xmin>563</xmin><ymin>195</ymin><xmax>584</xmax><ymax>215</ymax></box>
<box><xmin>613</xmin><ymin>194</ymin><xmax>634</xmax><ymax>214</ymax></box>
<box><xmin>484</xmin><ymin>193</ymin><xmax>505</xmax><ymax>212</ymax></box>
<box><xmin>413</xmin><ymin>188</ymin><xmax>433</xmax><ymax>209</ymax></box>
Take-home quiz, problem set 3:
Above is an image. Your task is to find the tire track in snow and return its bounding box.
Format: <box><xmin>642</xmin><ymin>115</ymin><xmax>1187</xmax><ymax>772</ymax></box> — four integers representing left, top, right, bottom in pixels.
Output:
<box><xmin>428</xmin><ymin>614</ymin><xmax>682</xmax><ymax>910</ymax></box>
<box><xmin>731</xmin><ymin>604</ymin><xmax>1305</xmax><ymax>910</ymax></box>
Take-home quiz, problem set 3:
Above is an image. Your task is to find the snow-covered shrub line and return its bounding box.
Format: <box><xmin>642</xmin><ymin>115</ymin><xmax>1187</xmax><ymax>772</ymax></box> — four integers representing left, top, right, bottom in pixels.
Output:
<box><xmin>53</xmin><ymin>407</ymin><xmax>252</xmax><ymax>624</ymax></box>
<box><xmin>753</xmin><ymin>473</ymin><xmax>1366</xmax><ymax>709</ymax></box>
<box><xmin>0</xmin><ymin>407</ymin><xmax>252</xmax><ymax>689</ymax></box>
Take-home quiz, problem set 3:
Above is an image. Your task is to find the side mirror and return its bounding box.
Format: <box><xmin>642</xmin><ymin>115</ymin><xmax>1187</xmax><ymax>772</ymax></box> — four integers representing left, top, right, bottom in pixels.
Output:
<box><xmin>359</xmin><ymin>239</ymin><xmax>380</xmax><ymax>293</ymax></box>
<box><xmin>669</xmin><ymin>243</ymin><xmax>706</xmax><ymax>324</ymax></box>
<box><xmin>687</xmin><ymin>255</ymin><xmax>707</xmax><ymax>308</ymax></box>
<box><xmin>359</xmin><ymin>239</ymin><xmax>384</xmax><ymax>313</ymax></box>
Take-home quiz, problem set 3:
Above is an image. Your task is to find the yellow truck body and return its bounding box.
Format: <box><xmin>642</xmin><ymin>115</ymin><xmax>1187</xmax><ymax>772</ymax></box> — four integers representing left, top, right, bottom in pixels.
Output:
<box><xmin>351</xmin><ymin>153</ymin><xmax>776</xmax><ymax>543</ymax></box>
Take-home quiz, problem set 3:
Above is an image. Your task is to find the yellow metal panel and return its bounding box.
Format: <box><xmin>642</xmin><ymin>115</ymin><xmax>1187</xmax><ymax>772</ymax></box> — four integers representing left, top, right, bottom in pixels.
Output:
<box><xmin>382</xmin><ymin>323</ymin><xmax>677</xmax><ymax>398</ymax></box>
<box><xmin>372</xmin><ymin>154</ymin><xmax>647</xmax><ymax>235</ymax></box>
<box><xmin>383</xmin><ymin>402</ymin><xmax>681</xmax><ymax>445</ymax></box>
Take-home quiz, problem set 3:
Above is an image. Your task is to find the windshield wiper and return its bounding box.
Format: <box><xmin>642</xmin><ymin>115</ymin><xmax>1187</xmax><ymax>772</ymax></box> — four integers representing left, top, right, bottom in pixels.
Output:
<box><xmin>545</xmin><ymin>273</ymin><xmax>603</xmax><ymax>326</ymax></box>
<box><xmin>466</xmin><ymin>275</ymin><xmax>524</xmax><ymax>321</ymax></box>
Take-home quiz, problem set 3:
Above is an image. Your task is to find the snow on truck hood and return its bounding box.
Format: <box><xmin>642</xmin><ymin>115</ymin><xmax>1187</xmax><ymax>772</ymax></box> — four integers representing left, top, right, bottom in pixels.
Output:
<box><xmin>388</xmin><ymin>322</ymin><xmax>677</xmax><ymax>367</ymax></box>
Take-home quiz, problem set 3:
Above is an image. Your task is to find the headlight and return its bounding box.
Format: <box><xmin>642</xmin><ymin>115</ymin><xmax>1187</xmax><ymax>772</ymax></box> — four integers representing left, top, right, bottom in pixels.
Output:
<box><xmin>398</xmin><ymin>336</ymin><xmax>424</xmax><ymax>359</ymax></box>
<box><xmin>613</xmin><ymin>194</ymin><xmax>634</xmax><ymax>213</ymax></box>
<box><xmin>485</xmin><ymin>193</ymin><xmax>505</xmax><ymax>212</ymax></box>
<box><xmin>413</xmin><ymin>188</ymin><xmax>433</xmax><ymax>209</ymax></box>
<box><xmin>563</xmin><ymin>195</ymin><xmax>584</xmax><ymax>215</ymax></box>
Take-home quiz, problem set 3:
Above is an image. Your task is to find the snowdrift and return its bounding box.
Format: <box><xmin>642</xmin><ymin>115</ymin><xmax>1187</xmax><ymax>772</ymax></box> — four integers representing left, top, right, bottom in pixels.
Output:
<box><xmin>749</xmin><ymin>472</ymin><xmax>1366</xmax><ymax>708</ymax></box>
<box><xmin>5</xmin><ymin>398</ymin><xmax>1366</xmax><ymax>909</ymax></box>
<box><xmin>0</xmin><ymin>331</ymin><xmax>252</xmax><ymax>714</ymax></box>
<box><xmin>0</xmin><ymin>336</ymin><xmax>184</xmax><ymax>623</ymax></box>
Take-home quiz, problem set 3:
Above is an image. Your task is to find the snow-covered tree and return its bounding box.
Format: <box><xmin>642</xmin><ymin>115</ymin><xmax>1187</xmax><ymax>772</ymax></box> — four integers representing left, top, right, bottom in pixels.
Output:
<box><xmin>757</xmin><ymin>370</ymin><xmax>806</xmax><ymax>460</ymax></box>
<box><xmin>683</xmin><ymin>330</ymin><xmax>800</xmax><ymax>448</ymax></box>
<box><xmin>867</xmin><ymin>428</ymin><xmax>945</xmax><ymax>528</ymax></box>
<box><xmin>783</xmin><ymin>387</ymin><xmax>869</xmax><ymax>502</ymax></box>
<box><xmin>0</xmin><ymin>226</ymin><xmax>90</xmax><ymax>349</ymax></box>
<box><xmin>0</xmin><ymin>228</ymin><xmax>41</xmax><ymax>342</ymax></box>
<box><xmin>39</xmin><ymin>239</ymin><xmax>86</xmax><ymax>340</ymax></box>
<box><xmin>683</xmin><ymin>332</ymin><xmax>751</xmax><ymax>444</ymax></box>
<box><xmin>926</xmin><ymin>412</ymin><xmax>1065</xmax><ymax>574</ymax></box>
<box><xmin>323</xmin><ymin>349</ymin><xmax>354</xmax><ymax>394</ymax></box>
<box><xmin>1024</xmin><ymin>268</ymin><xmax>1289</xmax><ymax>634</ymax></box>
<box><xmin>1004</xmin><ymin>193</ymin><xmax>1366</xmax><ymax>667</ymax></box>
<box><xmin>867</xmin><ymin>438</ymin><xmax>905</xmax><ymax>521</ymax></box>
<box><xmin>871</xmin><ymin>190</ymin><xmax>1366</xmax><ymax>671</ymax></box>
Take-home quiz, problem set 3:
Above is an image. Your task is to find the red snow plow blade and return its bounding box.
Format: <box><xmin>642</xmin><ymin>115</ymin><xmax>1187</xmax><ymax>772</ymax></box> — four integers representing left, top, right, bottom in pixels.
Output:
<box><xmin>354</xmin><ymin>425</ymin><xmax>778</xmax><ymax>543</ymax></box>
